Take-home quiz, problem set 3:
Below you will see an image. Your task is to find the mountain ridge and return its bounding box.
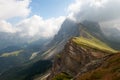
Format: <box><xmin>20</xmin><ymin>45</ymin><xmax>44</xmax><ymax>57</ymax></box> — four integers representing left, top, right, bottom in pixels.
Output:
<box><xmin>47</xmin><ymin>29</ymin><xmax>118</xmax><ymax>80</ymax></box>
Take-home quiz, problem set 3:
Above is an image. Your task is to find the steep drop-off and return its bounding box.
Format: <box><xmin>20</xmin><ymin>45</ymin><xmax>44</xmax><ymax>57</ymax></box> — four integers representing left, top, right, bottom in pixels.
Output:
<box><xmin>48</xmin><ymin>30</ymin><xmax>118</xmax><ymax>80</ymax></box>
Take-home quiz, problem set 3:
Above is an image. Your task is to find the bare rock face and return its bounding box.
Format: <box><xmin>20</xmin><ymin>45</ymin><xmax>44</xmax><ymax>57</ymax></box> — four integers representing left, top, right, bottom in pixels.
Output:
<box><xmin>47</xmin><ymin>38</ymin><xmax>111</xmax><ymax>80</ymax></box>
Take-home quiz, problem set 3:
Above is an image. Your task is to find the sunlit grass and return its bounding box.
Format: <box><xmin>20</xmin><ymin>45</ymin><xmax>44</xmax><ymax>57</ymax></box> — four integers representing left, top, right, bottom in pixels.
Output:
<box><xmin>72</xmin><ymin>31</ymin><xmax>118</xmax><ymax>53</ymax></box>
<box><xmin>52</xmin><ymin>72</ymin><xmax>72</xmax><ymax>80</ymax></box>
<box><xmin>0</xmin><ymin>50</ymin><xmax>23</xmax><ymax>57</ymax></box>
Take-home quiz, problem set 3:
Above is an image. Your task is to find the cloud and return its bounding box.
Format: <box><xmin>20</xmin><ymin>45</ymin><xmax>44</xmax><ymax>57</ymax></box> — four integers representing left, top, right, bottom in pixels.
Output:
<box><xmin>67</xmin><ymin>0</ymin><xmax>120</xmax><ymax>22</ymax></box>
<box><xmin>16</xmin><ymin>15</ymin><xmax>65</xmax><ymax>38</ymax></box>
<box><xmin>0</xmin><ymin>15</ymin><xmax>65</xmax><ymax>39</ymax></box>
<box><xmin>0</xmin><ymin>0</ymin><xmax>31</xmax><ymax>20</ymax></box>
<box><xmin>1</xmin><ymin>0</ymin><xmax>120</xmax><ymax>41</ymax></box>
<box><xmin>67</xmin><ymin>0</ymin><xmax>120</xmax><ymax>40</ymax></box>
<box><xmin>100</xmin><ymin>19</ymin><xmax>120</xmax><ymax>35</ymax></box>
<box><xmin>0</xmin><ymin>0</ymin><xmax>66</xmax><ymax>42</ymax></box>
<box><xmin>0</xmin><ymin>20</ymin><xmax>17</xmax><ymax>33</ymax></box>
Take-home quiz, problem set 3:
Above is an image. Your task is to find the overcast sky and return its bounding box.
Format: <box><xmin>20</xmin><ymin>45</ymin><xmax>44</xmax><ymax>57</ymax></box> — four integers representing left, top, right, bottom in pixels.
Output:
<box><xmin>0</xmin><ymin>0</ymin><xmax>120</xmax><ymax>39</ymax></box>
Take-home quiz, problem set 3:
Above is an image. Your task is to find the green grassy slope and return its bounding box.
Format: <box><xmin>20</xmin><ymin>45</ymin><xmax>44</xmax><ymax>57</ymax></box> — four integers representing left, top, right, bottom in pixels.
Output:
<box><xmin>73</xmin><ymin>30</ymin><xmax>118</xmax><ymax>53</ymax></box>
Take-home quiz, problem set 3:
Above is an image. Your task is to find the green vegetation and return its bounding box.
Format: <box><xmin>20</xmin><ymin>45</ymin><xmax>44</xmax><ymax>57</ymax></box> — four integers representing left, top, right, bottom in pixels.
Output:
<box><xmin>72</xmin><ymin>31</ymin><xmax>118</xmax><ymax>53</ymax></box>
<box><xmin>56</xmin><ymin>54</ymin><xmax>61</xmax><ymax>58</ymax></box>
<box><xmin>52</xmin><ymin>72</ymin><xmax>72</xmax><ymax>80</ymax></box>
<box><xmin>0</xmin><ymin>50</ymin><xmax>23</xmax><ymax>57</ymax></box>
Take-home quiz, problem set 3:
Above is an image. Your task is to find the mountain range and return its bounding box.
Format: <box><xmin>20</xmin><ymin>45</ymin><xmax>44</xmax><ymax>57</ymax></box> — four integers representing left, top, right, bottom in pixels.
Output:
<box><xmin>0</xmin><ymin>18</ymin><xmax>120</xmax><ymax>80</ymax></box>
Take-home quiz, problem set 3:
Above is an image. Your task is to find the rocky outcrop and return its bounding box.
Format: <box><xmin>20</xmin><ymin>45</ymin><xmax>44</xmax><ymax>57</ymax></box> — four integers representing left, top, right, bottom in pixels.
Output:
<box><xmin>75</xmin><ymin>53</ymin><xmax>120</xmax><ymax>80</ymax></box>
<box><xmin>47</xmin><ymin>38</ymin><xmax>113</xmax><ymax>80</ymax></box>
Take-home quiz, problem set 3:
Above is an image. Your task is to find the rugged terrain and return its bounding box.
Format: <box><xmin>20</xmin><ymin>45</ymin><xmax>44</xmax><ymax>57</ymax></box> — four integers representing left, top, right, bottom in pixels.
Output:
<box><xmin>0</xmin><ymin>19</ymin><xmax>120</xmax><ymax>80</ymax></box>
<box><xmin>47</xmin><ymin>29</ymin><xmax>118</xmax><ymax>80</ymax></box>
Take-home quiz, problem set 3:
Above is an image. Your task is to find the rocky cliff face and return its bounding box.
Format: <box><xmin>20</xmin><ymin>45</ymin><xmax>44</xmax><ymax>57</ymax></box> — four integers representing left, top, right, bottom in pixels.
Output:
<box><xmin>75</xmin><ymin>53</ymin><xmax>120</xmax><ymax>80</ymax></box>
<box><xmin>47</xmin><ymin>34</ymin><xmax>116</xmax><ymax>80</ymax></box>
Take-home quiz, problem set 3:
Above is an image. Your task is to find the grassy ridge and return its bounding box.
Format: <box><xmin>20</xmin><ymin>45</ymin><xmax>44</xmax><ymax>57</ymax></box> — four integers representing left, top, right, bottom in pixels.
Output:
<box><xmin>72</xmin><ymin>31</ymin><xmax>118</xmax><ymax>53</ymax></box>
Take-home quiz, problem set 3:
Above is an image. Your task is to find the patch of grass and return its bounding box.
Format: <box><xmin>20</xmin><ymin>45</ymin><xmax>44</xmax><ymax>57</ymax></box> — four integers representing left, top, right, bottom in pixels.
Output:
<box><xmin>72</xmin><ymin>31</ymin><xmax>118</xmax><ymax>53</ymax></box>
<box><xmin>0</xmin><ymin>50</ymin><xmax>23</xmax><ymax>57</ymax></box>
<box><xmin>56</xmin><ymin>54</ymin><xmax>61</xmax><ymax>58</ymax></box>
<box><xmin>52</xmin><ymin>72</ymin><xmax>72</xmax><ymax>80</ymax></box>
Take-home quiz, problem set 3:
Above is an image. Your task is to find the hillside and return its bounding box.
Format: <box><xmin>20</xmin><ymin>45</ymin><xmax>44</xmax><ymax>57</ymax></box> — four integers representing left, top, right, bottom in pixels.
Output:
<box><xmin>0</xmin><ymin>60</ymin><xmax>52</xmax><ymax>80</ymax></box>
<box><xmin>75</xmin><ymin>53</ymin><xmax>120</xmax><ymax>80</ymax></box>
<box><xmin>47</xmin><ymin>30</ymin><xmax>118</xmax><ymax>80</ymax></box>
<box><xmin>73</xmin><ymin>30</ymin><xmax>117</xmax><ymax>54</ymax></box>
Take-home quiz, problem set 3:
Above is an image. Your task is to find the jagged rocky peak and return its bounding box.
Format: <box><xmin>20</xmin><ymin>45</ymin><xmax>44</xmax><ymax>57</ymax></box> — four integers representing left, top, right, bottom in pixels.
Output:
<box><xmin>49</xmin><ymin>19</ymin><xmax>105</xmax><ymax>47</ymax></box>
<box><xmin>47</xmin><ymin>30</ymin><xmax>118</xmax><ymax>80</ymax></box>
<box><xmin>46</xmin><ymin>18</ymin><xmax>81</xmax><ymax>50</ymax></box>
<box><xmin>48</xmin><ymin>19</ymin><xmax>105</xmax><ymax>47</ymax></box>
<box><xmin>51</xmin><ymin>19</ymin><xmax>81</xmax><ymax>43</ymax></box>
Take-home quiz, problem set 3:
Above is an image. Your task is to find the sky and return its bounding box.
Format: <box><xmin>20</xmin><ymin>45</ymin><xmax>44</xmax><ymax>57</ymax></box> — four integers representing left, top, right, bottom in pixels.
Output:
<box><xmin>30</xmin><ymin>0</ymin><xmax>74</xmax><ymax>19</ymax></box>
<box><xmin>0</xmin><ymin>0</ymin><xmax>120</xmax><ymax>40</ymax></box>
<box><xmin>0</xmin><ymin>0</ymin><xmax>74</xmax><ymax>38</ymax></box>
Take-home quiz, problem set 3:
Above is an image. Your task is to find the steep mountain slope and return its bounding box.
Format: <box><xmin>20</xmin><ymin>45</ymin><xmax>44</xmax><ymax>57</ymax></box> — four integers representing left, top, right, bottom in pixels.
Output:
<box><xmin>75</xmin><ymin>53</ymin><xmax>120</xmax><ymax>80</ymax></box>
<box><xmin>37</xmin><ymin>19</ymin><xmax>81</xmax><ymax>59</ymax></box>
<box><xmin>47</xmin><ymin>29</ymin><xmax>118</xmax><ymax>80</ymax></box>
